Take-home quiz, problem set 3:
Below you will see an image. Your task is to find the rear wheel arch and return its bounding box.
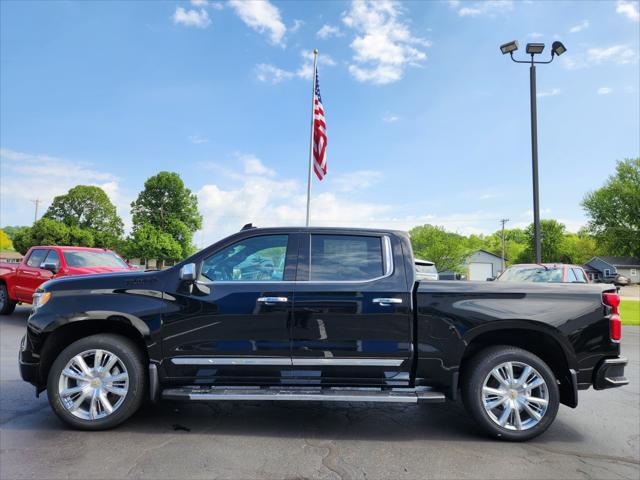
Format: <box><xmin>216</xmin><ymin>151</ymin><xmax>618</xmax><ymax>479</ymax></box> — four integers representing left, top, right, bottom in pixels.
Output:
<box><xmin>38</xmin><ymin>318</ymin><xmax>149</xmax><ymax>391</ymax></box>
<box><xmin>460</xmin><ymin>327</ymin><xmax>577</xmax><ymax>408</ymax></box>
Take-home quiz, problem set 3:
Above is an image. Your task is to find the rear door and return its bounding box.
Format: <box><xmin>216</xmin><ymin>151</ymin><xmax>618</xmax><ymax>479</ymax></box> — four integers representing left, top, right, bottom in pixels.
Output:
<box><xmin>162</xmin><ymin>233</ymin><xmax>300</xmax><ymax>384</ymax></box>
<box><xmin>290</xmin><ymin>232</ymin><xmax>412</xmax><ymax>386</ymax></box>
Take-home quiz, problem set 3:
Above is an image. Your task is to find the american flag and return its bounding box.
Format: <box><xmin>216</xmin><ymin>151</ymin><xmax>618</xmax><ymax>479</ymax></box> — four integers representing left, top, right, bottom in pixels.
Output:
<box><xmin>313</xmin><ymin>67</ymin><xmax>327</xmax><ymax>180</ymax></box>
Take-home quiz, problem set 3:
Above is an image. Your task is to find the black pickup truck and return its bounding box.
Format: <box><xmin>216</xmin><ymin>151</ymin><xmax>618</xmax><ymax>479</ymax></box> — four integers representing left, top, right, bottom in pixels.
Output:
<box><xmin>19</xmin><ymin>226</ymin><xmax>628</xmax><ymax>440</ymax></box>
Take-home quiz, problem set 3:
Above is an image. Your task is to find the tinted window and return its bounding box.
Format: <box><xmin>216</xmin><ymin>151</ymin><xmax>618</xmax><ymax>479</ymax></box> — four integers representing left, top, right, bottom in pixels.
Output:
<box><xmin>63</xmin><ymin>251</ymin><xmax>128</xmax><ymax>268</ymax></box>
<box><xmin>200</xmin><ymin>235</ymin><xmax>288</xmax><ymax>282</ymax></box>
<box><xmin>43</xmin><ymin>249</ymin><xmax>60</xmax><ymax>268</ymax></box>
<box><xmin>497</xmin><ymin>266</ymin><xmax>563</xmax><ymax>283</ymax></box>
<box><xmin>26</xmin><ymin>249</ymin><xmax>48</xmax><ymax>268</ymax></box>
<box><xmin>310</xmin><ymin>235</ymin><xmax>384</xmax><ymax>281</ymax></box>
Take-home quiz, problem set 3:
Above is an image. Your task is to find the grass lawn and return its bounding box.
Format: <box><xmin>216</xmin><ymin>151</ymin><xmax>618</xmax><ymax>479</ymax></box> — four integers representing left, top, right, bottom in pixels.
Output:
<box><xmin>621</xmin><ymin>299</ymin><xmax>640</xmax><ymax>326</ymax></box>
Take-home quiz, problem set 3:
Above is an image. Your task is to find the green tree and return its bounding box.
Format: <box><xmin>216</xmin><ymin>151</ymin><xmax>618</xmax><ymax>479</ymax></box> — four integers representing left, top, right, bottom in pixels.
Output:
<box><xmin>130</xmin><ymin>172</ymin><xmax>202</xmax><ymax>259</ymax></box>
<box><xmin>2</xmin><ymin>226</ymin><xmax>28</xmax><ymax>242</ymax></box>
<box><xmin>561</xmin><ymin>230</ymin><xmax>599</xmax><ymax>264</ymax></box>
<box><xmin>12</xmin><ymin>218</ymin><xmax>71</xmax><ymax>254</ymax></box>
<box><xmin>125</xmin><ymin>224</ymin><xmax>182</xmax><ymax>262</ymax></box>
<box><xmin>582</xmin><ymin>158</ymin><xmax>640</xmax><ymax>257</ymax></box>
<box><xmin>469</xmin><ymin>229</ymin><xmax>528</xmax><ymax>266</ymax></box>
<box><xmin>0</xmin><ymin>229</ymin><xmax>14</xmax><ymax>250</ymax></box>
<box><xmin>518</xmin><ymin>219</ymin><xmax>567</xmax><ymax>263</ymax></box>
<box><xmin>44</xmin><ymin>185</ymin><xmax>124</xmax><ymax>248</ymax></box>
<box><xmin>409</xmin><ymin>224</ymin><xmax>470</xmax><ymax>272</ymax></box>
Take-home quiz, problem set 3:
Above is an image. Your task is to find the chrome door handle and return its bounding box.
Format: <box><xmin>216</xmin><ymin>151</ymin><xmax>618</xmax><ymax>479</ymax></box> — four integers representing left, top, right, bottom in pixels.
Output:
<box><xmin>257</xmin><ymin>296</ymin><xmax>289</xmax><ymax>305</ymax></box>
<box><xmin>373</xmin><ymin>298</ymin><xmax>402</xmax><ymax>306</ymax></box>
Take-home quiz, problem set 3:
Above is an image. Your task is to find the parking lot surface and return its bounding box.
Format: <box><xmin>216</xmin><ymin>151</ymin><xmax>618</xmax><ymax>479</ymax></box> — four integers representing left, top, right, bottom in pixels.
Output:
<box><xmin>1</xmin><ymin>306</ymin><xmax>639</xmax><ymax>480</ymax></box>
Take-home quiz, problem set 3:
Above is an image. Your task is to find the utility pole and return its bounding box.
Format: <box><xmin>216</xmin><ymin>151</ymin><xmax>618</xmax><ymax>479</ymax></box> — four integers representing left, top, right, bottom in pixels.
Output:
<box><xmin>30</xmin><ymin>198</ymin><xmax>42</xmax><ymax>224</ymax></box>
<box><xmin>500</xmin><ymin>218</ymin><xmax>509</xmax><ymax>273</ymax></box>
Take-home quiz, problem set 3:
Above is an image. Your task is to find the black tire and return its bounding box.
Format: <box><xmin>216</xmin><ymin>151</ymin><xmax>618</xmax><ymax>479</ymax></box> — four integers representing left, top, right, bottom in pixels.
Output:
<box><xmin>47</xmin><ymin>334</ymin><xmax>146</xmax><ymax>430</ymax></box>
<box><xmin>461</xmin><ymin>345</ymin><xmax>560</xmax><ymax>441</ymax></box>
<box><xmin>0</xmin><ymin>283</ymin><xmax>17</xmax><ymax>315</ymax></box>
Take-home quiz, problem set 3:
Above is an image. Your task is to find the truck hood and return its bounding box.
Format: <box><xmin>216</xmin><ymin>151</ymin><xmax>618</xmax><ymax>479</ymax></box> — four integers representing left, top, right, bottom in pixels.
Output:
<box><xmin>40</xmin><ymin>269</ymin><xmax>167</xmax><ymax>293</ymax></box>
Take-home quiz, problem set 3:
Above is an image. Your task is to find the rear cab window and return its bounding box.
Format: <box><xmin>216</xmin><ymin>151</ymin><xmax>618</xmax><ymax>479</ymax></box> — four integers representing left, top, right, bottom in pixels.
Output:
<box><xmin>309</xmin><ymin>234</ymin><xmax>387</xmax><ymax>281</ymax></box>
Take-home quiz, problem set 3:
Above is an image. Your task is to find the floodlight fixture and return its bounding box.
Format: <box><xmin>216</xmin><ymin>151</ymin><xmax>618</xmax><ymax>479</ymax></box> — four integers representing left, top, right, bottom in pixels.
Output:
<box><xmin>526</xmin><ymin>43</ymin><xmax>545</xmax><ymax>55</ymax></box>
<box><xmin>552</xmin><ymin>41</ymin><xmax>567</xmax><ymax>56</ymax></box>
<box><xmin>500</xmin><ymin>40</ymin><xmax>519</xmax><ymax>55</ymax></box>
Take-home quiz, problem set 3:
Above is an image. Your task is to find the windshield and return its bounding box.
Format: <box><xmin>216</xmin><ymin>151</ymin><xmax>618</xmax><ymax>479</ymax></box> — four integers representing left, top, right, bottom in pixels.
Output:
<box><xmin>416</xmin><ymin>264</ymin><xmax>437</xmax><ymax>274</ymax></box>
<box><xmin>498</xmin><ymin>266</ymin><xmax>563</xmax><ymax>283</ymax></box>
<box><xmin>63</xmin><ymin>250</ymin><xmax>128</xmax><ymax>268</ymax></box>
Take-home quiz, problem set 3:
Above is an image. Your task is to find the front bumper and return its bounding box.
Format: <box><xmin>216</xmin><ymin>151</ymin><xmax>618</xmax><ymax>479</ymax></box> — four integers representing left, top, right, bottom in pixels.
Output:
<box><xmin>593</xmin><ymin>357</ymin><xmax>629</xmax><ymax>390</ymax></box>
<box><xmin>19</xmin><ymin>334</ymin><xmax>39</xmax><ymax>386</ymax></box>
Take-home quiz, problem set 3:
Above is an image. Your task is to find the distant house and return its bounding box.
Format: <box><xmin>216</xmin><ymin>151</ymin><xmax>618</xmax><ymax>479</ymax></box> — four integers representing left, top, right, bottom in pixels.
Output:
<box><xmin>439</xmin><ymin>250</ymin><xmax>506</xmax><ymax>281</ymax></box>
<box><xmin>127</xmin><ymin>258</ymin><xmax>177</xmax><ymax>270</ymax></box>
<box><xmin>584</xmin><ymin>256</ymin><xmax>640</xmax><ymax>284</ymax></box>
<box><xmin>0</xmin><ymin>251</ymin><xmax>23</xmax><ymax>263</ymax></box>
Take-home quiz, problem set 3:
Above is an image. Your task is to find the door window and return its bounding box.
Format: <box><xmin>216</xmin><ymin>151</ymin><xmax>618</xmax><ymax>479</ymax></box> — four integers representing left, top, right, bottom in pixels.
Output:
<box><xmin>200</xmin><ymin>235</ymin><xmax>289</xmax><ymax>282</ymax></box>
<box><xmin>572</xmin><ymin>268</ymin><xmax>587</xmax><ymax>283</ymax></box>
<box><xmin>310</xmin><ymin>235</ymin><xmax>385</xmax><ymax>281</ymax></box>
<box><xmin>43</xmin><ymin>250</ymin><xmax>61</xmax><ymax>268</ymax></box>
<box><xmin>26</xmin><ymin>249</ymin><xmax>48</xmax><ymax>268</ymax></box>
<box><xmin>567</xmin><ymin>268</ymin><xmax>578</xmax><ymax>283</ymax></box>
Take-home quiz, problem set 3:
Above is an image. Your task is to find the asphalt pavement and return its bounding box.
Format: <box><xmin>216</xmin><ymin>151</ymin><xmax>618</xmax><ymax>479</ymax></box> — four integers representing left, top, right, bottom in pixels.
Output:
<box><xmin>1</xmin><ymin>306</ymin><xmax>639</xmax><ymax>480</ymax></box>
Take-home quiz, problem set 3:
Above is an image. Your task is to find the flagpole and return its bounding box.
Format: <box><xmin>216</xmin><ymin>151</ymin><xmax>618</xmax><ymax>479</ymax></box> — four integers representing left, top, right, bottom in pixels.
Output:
<box><xmin>305</xmin><ymin>48</ymin><xmax>319</xmax><ymax>227</ymax></box>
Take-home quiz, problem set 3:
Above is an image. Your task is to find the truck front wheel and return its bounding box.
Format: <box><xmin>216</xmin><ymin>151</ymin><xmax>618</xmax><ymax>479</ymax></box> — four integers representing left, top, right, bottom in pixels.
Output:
<box><xmin>462</xmin><ymin>346</ymin><xmax>560</xmax><ymax>441</ymax></box>
<box><xmin>0</xmin><ymin>284</ymin><xmax>17</xmax><ymax>315</ymax></box>
<box><xmin>47</xmin><ymin>334</ymin><xmax>146</xmax><ymax>430</ymax></box>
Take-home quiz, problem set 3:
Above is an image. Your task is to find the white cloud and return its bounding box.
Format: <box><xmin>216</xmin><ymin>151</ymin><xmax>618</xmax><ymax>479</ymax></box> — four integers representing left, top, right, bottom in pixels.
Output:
<box><xmin>342</xmin><ymin>0</ymin><xmax>430</xmax><ymax>85</ymax></box>
<box><xmin>228</xmin><ymin>0</ymin><xmax>286</xmax><ymax>46</ymax></box>
<box><xmin>537</xmin><ymin>88</ymin><xmax>560</xmax><ymax>98</ymax></box>
<box><xmin>597</xmin><ymin>86</ymin><xmax>613</xmax><ymax>95</ymax></box>
<box><xmin>190</xmin><ymin>0</ymin><xmax>208</xmax><ymax>6</ymax></box>
<box><xmin>332</xmin><ymin>170</ymin><xmax>382</xmax><ymax>192</ymax></box>
<box><xmin>290</xmin><ymin>19</ymin><xmax>304</xmax><ymax>33</ymax></box>
<box><xmin>0</xmin><ymin>149</ymin><xmax>131</xmax><ymax>230</ymax></box>
<box><xmin>382</xmin><ymin>113</ymin><xmax>400</xmax><ymax>122</ymax></box>
<box><xmin>562</xmin><ymin>44</ymin><xmax>637</xmax><ymax>69</ymax></box>
<box><xmin>453</xmin><ymin>0</ymin><xmax>513</xmax><ymax>17</ymax></box>
<box><xmin>569</xmin><ymin>20</ymin><xmax>589</xmax><ymax>33</ymax></box>
<box><xmin>239</xmin><ymin>153</ymin><xmax>276</xmax><ymax>177</ymax></box>
<box><xmin>256</xmin><ymin>50</ymin><xmax>336</xmax><ymax>84</ymax></box>
<box><xmin>616</xmin><ymin>1</ymin><xmax>640</xmax><ymax>21</ymax></box>
<box><xmin>188</xmin><ymin>135</ymin><xmax>209</xmax><ymax>144</ymax></box>
<box><xmin>172</xmin><ymin>6</ymin><xmax>211</xmax><ymax>28</ymax></box>
<box><xmin>528</xmin><ymin>32</ymin><xmax>544</xmax><ymax>38</ymax></box>
<box><xmin>317</xmin><ymin>24</ymin><xmax>344</xmax><ymax>39</ymax></box>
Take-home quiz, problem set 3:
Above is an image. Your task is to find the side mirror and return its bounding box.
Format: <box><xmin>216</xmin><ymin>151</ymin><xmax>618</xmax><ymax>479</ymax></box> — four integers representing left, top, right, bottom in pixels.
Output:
<box><xmin>41</xmin><ymin>262</ymin><xmax>59</xmax><ymax>274</ymax></box>
<box><xmin>179</xmin><ymin>263</ymin><xmax>196</xmax><ymax>282</ymax></box>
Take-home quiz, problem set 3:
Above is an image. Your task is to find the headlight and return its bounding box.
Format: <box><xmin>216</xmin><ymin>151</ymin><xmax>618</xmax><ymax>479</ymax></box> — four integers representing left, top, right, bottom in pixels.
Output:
<box><xmin>32</xmin><ymin>291</ymin><xmax>52</xmax><ymax>309</ymax></box>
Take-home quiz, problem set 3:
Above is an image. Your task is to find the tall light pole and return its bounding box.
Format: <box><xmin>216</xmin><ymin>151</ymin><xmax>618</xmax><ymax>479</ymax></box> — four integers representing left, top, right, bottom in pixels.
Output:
<box><xmin>30</xmin><ymin>198</ymin><xmax>42</xmax><ymax>224</ymax></box>
<box><xmin>500</xmin><ymin>40</ymin><xmax>567</xmax><ymax>264</ymax></box>
<box><xmin>500</xmin><ymin>218</ymin><xmax>509</xmax><ymax>273</ymax></box>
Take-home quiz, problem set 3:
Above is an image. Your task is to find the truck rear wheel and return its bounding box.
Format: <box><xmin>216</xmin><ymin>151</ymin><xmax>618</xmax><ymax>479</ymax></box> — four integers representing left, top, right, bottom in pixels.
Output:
<box><xmin>0</xmin><ymin>284</ymin><xmax>17</xmax><ymax>315</ymax></box>
<box><xmin>47</xmin><ymin>334</ymin><xmax>146</xmax><ymax>430</ymax></box>
<box><xmin>462</xmin><ymin>345</ymin><xmax>559</xmax><ymax>441</ymax></box>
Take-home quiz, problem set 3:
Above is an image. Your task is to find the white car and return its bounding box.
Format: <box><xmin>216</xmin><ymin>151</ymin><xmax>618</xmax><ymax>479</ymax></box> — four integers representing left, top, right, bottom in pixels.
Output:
<box><xmin>415</xmin><ymin>259</ymin><xmax>439</xmax><ymax>281</ymax></box>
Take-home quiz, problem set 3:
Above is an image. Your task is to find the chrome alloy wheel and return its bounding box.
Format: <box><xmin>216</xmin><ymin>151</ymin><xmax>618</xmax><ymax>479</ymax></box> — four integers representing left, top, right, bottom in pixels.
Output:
<box><xmin>481</xmin><ymin>361</ymin><xmax>549</xmax><ymax>431</ymax></box>
<box><xmin>57</xmin><ymin>349</ymin><xmax>129</xmax><ymax>421</ymax></box>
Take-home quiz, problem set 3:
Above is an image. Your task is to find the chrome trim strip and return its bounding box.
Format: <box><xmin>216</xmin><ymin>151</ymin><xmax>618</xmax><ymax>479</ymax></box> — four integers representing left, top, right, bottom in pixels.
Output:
<box><xmin>171</xmin><ymin>357</ymin><xmax>404</xmax><ymax>367</ymax></box>
<box><xmin>171</xmin><ymin>357</ymin><xmax>292</xmax><ymax>366</ymax></box>
<box><xmin>291</xmin><ymin>358</ymin><xmax>404</xmax><ymax>366</ymax></box>
<box><xmin>372</xmin><ymin>297</ymin><xmax>402</xmax><ymax>305</ymax></box>
<box><xmin>257</xmin><ymin>296</ymin><xmax>289</xmax><ymax>303</ymax></box>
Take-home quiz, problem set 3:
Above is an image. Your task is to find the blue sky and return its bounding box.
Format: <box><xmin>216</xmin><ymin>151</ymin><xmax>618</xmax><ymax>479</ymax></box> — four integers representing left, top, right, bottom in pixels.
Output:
<box><xmin>1</xmin><ymin>0</ymin><xmax>639</xmax><ymax>246</ymax></box>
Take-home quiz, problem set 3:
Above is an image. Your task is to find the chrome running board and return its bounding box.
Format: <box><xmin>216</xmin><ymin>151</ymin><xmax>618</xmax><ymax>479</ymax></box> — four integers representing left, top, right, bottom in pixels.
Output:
<box><xmin>162</xmin><ymin>386</ymin><xmax>446</xmax><ymax>404</ymax></box>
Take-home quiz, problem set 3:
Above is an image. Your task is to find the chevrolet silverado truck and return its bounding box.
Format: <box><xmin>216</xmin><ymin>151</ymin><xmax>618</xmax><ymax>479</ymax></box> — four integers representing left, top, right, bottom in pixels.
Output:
<box><xmin>0</xmin><ymin>246</ymin><xmax>132</xmax><ymax>314</ymax></box>
<box><xmin>19</xmin><ymin>227</ymin><xmax>628</xmax><ymax>440</ymax></box>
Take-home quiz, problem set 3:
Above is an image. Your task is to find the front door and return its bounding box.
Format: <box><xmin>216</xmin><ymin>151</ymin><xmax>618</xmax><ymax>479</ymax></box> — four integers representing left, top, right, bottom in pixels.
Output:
<box><xmin>290</xmin><ymin>232</ymin><xmax>413</xmax><ymax>386</ymax></box>
<box><xmin>14</xmin><ymin>248</ymin><xmax>54</xmax><ymax>302</ymax></box>
<box><xmin>162</xmin><ymin>233</ymin><xmax>298</xmax><ymax>385</ymax></box>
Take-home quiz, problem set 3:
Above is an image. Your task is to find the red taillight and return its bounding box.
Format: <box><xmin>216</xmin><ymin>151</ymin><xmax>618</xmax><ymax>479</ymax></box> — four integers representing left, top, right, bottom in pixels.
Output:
<box><xmin>603</xmin><ymin>292</ymin><xmax>622</xmax><ymax>342</ymax></box>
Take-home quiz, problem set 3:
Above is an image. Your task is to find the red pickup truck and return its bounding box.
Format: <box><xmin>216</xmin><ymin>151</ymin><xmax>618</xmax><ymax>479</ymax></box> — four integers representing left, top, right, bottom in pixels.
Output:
<box><xmin>0</xmin><ymin>246</ymin><xmax>133</xmax><ymax>314</ymax></box>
